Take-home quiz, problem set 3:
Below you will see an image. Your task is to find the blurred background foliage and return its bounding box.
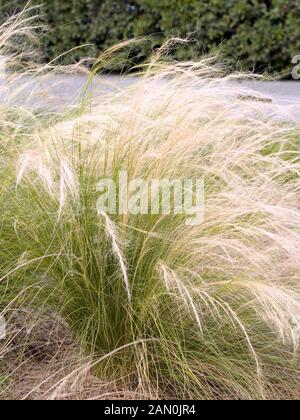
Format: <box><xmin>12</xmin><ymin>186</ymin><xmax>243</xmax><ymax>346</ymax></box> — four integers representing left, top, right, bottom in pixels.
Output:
<box><xmin>0</xmin><ymin>0</ymin><xmax>299</xmax><ymax>76</ymax></box>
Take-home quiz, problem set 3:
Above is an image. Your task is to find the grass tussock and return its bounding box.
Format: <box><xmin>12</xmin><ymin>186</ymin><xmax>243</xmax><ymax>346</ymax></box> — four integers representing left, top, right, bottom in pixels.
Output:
<box><xmin>0</xmin><ymin>12</ymin><xmax>300</xmax><ymax>400</ymax></box>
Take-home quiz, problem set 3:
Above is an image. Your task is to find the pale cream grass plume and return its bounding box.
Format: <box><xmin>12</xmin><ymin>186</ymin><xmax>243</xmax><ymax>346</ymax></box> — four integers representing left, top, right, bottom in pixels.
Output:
<box><xmin>99</xmin><ymin>210</ymin><xmax>131</xmax><ymax>303</ymax></box>
<box><xmin>158</xmin><ymin>262</ymin><xmax>204</xmax><ymax>336</ymax></box>
<box><xmin>16</xmin><ymin>148</ymin><xmax>54</xmax><ymax>194</ymax></box>
<box><xmin>48</xmin><ymin>113</ymin><xmax>118</xmax><ymax>146</ymax></box>
<box><xmin>0</xmin><ymin>8</ymin><xmax>43</xmax><ymax>107</ymax></box>
<box><xmin>158</xmin><ymin>262</ymin><xmax>265</xmax><ymax>395</ymax></box>
<box><xmin>16</xmin><ymin>146</ymin><xmax>80</xmax><ymax>219</ymax></box>
<box><xmin>0</xmin><ymin>6</ymin><xmax>93</xmax><ymax>113</ymax></box>
<box><xmin>179</xmin><ymin>237</ymin><xmax>300</xmax><ymax>349</ymax></box>
<box><xmin>201</xmin><ymin>276</ymin><xmax>300</xmax><ymax>350</ymax></box>
<box><xmin>189</xmin><ymin>229</ymin><xmax>299</xmax><ymax>284</ymax></box>
<box><xmin>154</xmin><ymin>180</ymin><xmax>300</xmax><ymax>349</ymax></box>
<box><xmin>24</xmin><ymin>81</ymin><xmax>297</xmax><ymax>192</ymax></box>
<box><xmin>236</xmin><ymin>281</ymin><xmax>300</xmax><ymax>350</ymax></box>
<box><xmin>0</xmin><ymin>7</ymin><xmax>40</xmax><ymax>60</ymax></box>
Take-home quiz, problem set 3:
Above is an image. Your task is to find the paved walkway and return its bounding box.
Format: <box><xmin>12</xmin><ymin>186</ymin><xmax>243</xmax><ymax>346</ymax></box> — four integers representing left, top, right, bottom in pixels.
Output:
<box><xmin>1</xmin><ymin>74</ymin><xmax>300</xmax><ymax>121</ymax></box>
<box><xmin>244</xmin><ymin>81</ymin><xmax>300</xmax><ymax>122</ymax></box>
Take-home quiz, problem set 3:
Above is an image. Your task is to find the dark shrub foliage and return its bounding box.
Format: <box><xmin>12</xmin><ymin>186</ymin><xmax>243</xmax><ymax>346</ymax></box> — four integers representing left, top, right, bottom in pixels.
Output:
<box><xmin>1</xmin><ymin>0</ymin><xmax>298</xmax><ymax>74</ymax></box>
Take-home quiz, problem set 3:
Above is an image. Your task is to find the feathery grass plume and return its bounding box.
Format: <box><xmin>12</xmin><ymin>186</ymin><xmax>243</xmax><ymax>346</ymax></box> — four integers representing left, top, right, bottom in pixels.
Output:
<box><xmin>0</xmin><ymin>15</ymin><xmax>300</xmax><ymax>399</ymax></box>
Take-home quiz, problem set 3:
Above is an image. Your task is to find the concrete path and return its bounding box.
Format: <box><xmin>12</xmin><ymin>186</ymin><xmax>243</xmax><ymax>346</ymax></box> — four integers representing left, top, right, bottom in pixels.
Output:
<box><xmin>1</xmin><ymin>74</ymin><xmax>300</xmax><ymax>121</ymax></box>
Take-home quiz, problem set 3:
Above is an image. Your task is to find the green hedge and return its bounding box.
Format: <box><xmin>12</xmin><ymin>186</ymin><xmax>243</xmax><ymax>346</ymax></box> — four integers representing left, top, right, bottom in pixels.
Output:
<box><xmin>1</xmin><ymin>0</ymin><xmax>300</xmax><ymax>75</ymax></box>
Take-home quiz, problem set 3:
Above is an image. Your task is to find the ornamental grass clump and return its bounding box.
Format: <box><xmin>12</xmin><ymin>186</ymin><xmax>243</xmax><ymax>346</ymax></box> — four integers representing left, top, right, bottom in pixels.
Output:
<box><xmin>0</xmin><ymin>14</ymin><xmax>299</xmax><ymax>400</ymax></box>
